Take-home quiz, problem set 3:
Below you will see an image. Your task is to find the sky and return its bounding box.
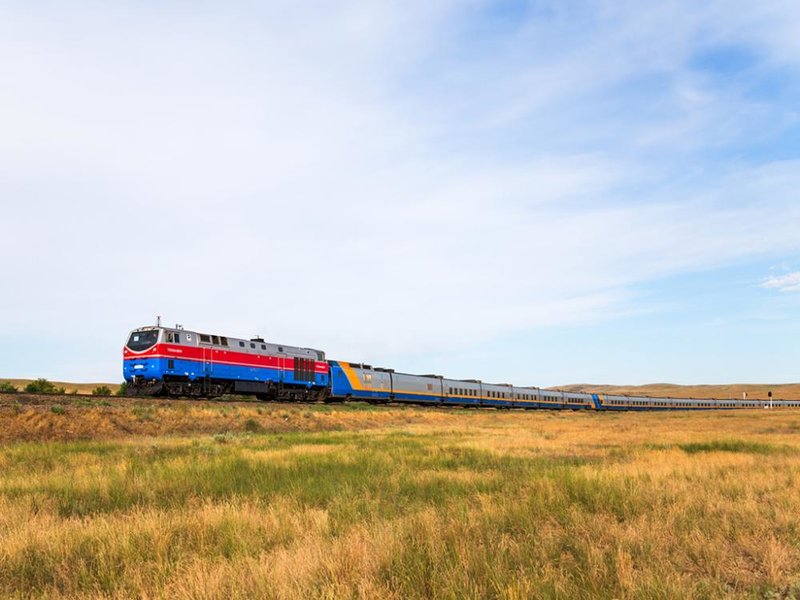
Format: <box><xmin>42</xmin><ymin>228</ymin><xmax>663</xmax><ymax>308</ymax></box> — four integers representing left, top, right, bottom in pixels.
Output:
<box><xmin>1</xmin><ymin>0</ymin><xmax>799</xmax><ymax>386</ymax></box>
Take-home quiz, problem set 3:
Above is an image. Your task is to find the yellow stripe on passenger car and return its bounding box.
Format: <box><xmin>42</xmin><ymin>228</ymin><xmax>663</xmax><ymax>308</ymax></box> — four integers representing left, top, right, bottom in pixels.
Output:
<box><xmin>339</xmin><ymin>362</ymin><xmax>365</xmax><ymax>391</ymax></box>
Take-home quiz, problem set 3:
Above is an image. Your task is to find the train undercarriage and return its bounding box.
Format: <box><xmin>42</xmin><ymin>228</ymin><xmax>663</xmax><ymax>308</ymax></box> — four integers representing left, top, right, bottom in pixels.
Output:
<box><xmin>128</xmin><ymin>376</ymin><xmax>330</xmax><ymax>402</ymax></box>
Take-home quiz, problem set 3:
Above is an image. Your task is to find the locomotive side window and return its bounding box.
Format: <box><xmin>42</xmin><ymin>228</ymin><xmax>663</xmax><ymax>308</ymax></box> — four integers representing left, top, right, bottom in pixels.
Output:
<box><xmin>220</xmin><ymin>337</ymin><xmax>228</xmax><ymax>346</ymax></box>
<box><xmin>239</xmin><ymin>341</ymin><xmax>245</xmax><ymax>347</ymax></box>
<box><xmin>261</xmin><ymin>344</ymin><xmax>266</xmax><ymax>350</ymax></box>
<box><xmin>212</xmin><ymin>336</ymin><xmax>220</xmax><ymax>345</ymax></box>
<box><xmin>200</xmin><ymin>334</ymin><xmax>211</xmax><ymax>343</ymax></box>
<box><xmin>250</xmin><ymin>343</ymin><xmax>255</xmax><ymax>349</ymax></box>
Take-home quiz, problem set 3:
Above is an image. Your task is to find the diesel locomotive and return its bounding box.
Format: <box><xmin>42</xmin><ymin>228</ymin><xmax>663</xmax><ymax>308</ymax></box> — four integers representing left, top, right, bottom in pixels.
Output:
<box><xmin>123</xmin><ymin>324</ymin><xmax>800</xmax><ymax>411</ymax></box>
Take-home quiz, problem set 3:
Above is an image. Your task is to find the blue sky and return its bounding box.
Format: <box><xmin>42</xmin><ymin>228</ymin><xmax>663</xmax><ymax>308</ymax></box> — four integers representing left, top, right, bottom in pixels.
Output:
<box><xmin>1</xmin><ymin>1</ymin><xmax>799</xmax><ymax>385</ymax></box>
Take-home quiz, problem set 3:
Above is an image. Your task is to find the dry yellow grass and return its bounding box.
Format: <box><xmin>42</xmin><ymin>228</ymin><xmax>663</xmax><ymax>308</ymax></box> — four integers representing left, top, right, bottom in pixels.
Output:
<box><xmin>0</xmin><ymin>395</ymin><xmax>457</xmax><ymax>442</ymax></box>
<box><xmin>2</xmin><ymin>399</ymin><xmax>800</xmax><ymax>598</ymax></box>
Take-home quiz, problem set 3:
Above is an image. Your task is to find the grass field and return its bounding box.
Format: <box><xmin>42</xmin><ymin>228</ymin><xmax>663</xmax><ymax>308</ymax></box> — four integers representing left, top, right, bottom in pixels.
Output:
<box><xmin>2</xmin><ymin>396</ymin><xmax>800</xmax><ymax>598</ymax></box>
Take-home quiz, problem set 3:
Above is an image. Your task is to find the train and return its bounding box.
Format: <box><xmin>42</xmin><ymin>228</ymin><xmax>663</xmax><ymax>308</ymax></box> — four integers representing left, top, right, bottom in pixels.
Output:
<box><xmin>123</xmin><ymin>323</ymin><xmax>800</xmax><ymax>411</ymax></box>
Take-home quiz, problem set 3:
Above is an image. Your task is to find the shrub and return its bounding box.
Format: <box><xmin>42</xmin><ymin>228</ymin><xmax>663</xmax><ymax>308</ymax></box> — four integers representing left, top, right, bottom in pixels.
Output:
<box><xmin>92</xmin><ymin>385</ymin><xmax>112</xmax><ymax>396</ymax></box>
<box><xmin>244</xmin><ymin>418</ymin><xmax>263</xmax><ymax>433</ymax></box>
<box><xmin>24</xmin><ymin>379</ymin><xmax>62</xmax><ymax>394</ymax></box>
<box><xmin>50</xmin><ymin>405</ymin><xmax>65</xmax><ymax>415</ymax></box>
<box><xmin>132</xmin><ymin>406</ymin><xmax>153</xmax><ymax>421</ymax></box>
<box><xmin>116</xmin><ymin>382</ymin><xmax>128</xmax><ymax>396</ymax></box>
<box><xmin>0</xmin><ymin>381</ymin><xmax>18</xmax><ymax>393</ymax></box>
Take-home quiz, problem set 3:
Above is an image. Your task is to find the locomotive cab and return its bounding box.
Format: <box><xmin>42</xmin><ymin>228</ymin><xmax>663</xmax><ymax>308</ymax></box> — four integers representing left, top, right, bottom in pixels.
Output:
<box><xmin>123</xmin><ymin>326</ymin><xmax>168</xmax><ymax>392</ymax></box>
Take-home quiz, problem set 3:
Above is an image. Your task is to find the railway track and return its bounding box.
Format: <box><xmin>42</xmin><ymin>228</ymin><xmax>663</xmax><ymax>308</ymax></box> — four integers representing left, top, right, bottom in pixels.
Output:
<box><xmin>1</xmin><ymin>389</ymin><xmax>794</xmax><ymax>414</ymax></box>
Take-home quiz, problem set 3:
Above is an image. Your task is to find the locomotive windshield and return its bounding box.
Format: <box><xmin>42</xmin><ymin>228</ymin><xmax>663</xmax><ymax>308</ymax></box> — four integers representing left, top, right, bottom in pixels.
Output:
<box><xmin>127</xmin><ymin>330</ymin><xmax>159</xmax><ymax>351</ymax></box>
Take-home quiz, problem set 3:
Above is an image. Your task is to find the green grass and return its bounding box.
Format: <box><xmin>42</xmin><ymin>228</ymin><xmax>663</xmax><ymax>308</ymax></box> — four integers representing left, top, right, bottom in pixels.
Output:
<box><xmin>1</xmin><ymin>433</ymin><xmax>530</xmax><ymax>522</ymax></box>
<box><xmin>677</xmin><ymin>440</ymin><xmax>783</xmax><ymax>455</ymax></box>
<box><xmin>3</xmin><ymin>409</ymin><xmax>800</xmax><ymax>598</ymax></box>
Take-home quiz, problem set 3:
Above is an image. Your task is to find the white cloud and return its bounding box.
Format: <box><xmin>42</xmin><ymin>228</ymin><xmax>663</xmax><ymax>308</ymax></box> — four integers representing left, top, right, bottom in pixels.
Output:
<box><xmin>1</xmin><ymin>1</ymin><xmax>800</xmax><ymax>380</ymax></box>
<box><xmin>762</xmin><ymin>272</ymin><xmax>800</xmax><ymax>292</ymax></box>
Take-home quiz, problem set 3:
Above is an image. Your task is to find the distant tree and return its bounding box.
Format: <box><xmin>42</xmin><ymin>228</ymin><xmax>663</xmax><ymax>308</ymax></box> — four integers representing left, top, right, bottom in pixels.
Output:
<box><xmin>92</xmin><ymin>385</ymin><xmax>112</xmax><ymax>396</ymax></box>
<box><xmin>24</xmin><ymin>379</ymin><xmax>60</xmax><ymax>394</ymax></box>
<box><xmin>116</xmin><ymin>382</ymin><xmax>128</xmax><ymax>396</ymax></box>
<box><xmin>0</xmin><ymin>381</ymin><xmax>18</xmax><ymax>393</ymax></box>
